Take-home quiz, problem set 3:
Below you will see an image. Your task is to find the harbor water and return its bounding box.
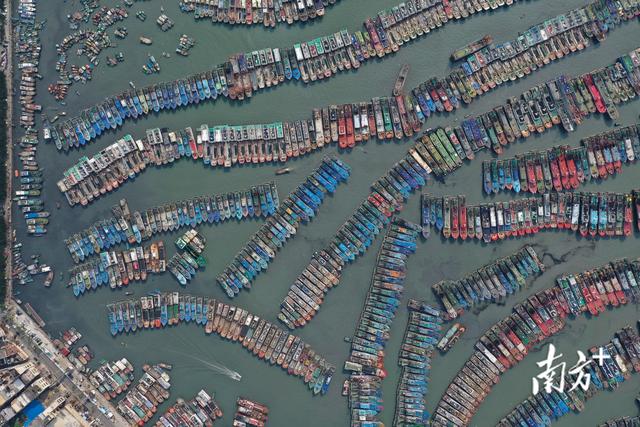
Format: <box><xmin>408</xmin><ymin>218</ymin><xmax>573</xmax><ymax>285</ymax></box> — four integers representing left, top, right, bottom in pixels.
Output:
<box><xmin>12</xmin><ymin>0</ymin><xmax>640</xmax><ymax>425</ymax></box>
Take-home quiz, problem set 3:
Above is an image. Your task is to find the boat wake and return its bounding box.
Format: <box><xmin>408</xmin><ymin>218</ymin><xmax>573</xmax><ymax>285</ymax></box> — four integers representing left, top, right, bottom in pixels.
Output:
<box><xmin>167</xmin><ymin>349</ymin><xmax>242</xmax><ymax>381</ymax></box>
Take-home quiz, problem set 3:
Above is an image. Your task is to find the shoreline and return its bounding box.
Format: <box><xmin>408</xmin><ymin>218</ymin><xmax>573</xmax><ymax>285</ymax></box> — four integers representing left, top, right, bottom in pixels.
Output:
<box><xmin>2</xmin><ymin>0</ymin><xmax>13</xmax><ymax>308</ymax></box>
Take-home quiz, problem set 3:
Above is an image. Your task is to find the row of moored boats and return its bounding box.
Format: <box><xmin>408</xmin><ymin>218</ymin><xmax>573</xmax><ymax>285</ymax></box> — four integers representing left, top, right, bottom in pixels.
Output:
<box><xmin>155</xmin><ymin>389</ymin><xmax>223</xmax><ymax>427</ymax></box>
<box><xmin>64</xmin><ymin>183</ymin><xmax>278</xmax><ymax>263</ymax></box>
<box><xmin>233</xmin><ymin>398</ymin><xmax>269</xmax><ymax>427</ymax></box>
<box><xmin>179</xmin><ymin>0</ymin><xmax>334</xmax><ymax>27</ymax></box>
<box><xmin>69</xmin><ymin>241</ymin><xmax>166</xmax><ymax>296</ymax></box>
<box><xmin>497</xmin><ymin>324</ymin><xmax>640</xmax><ymax>427</ymax></box>
<box><xmin>483</xmin><ymin>123</ymin><xmax>640</xmax><ymax>195</ymax></box>
<box><xmin>392</xmin><ymin>300</ymin><xmax>443</xmax><ymax>427</ymax></box>
<box><xmin>48</xmin><ymin>0</ymin><xmax>556</xmax><ymax>150</ymax></box>
<box><xmin>343</xmin><ymin>220</ymin><xmax>421</xmax><ymax>427</ymax></box>
<box><xmin>116</xmin><ymin>364</ymin><xmax>171</xmax><ymax>426</ymax></box>
<box><xmin>420</xmin><ymin>191</ymin><xmax>637</xmax><ymax>242</ymax></box>
<box><xmin>598</xmin><ymin>416</ymin><xmax>640</xmax><ymax>427</ymax></box>
<box><xmin>107</xmin><ymin>292</ymin><xmax>336</xmax><ymax>394</ymax></box>
<box><xmin>217</xmin><ymin>156</ymin><xmax>350</xmax><ymax>297</ymax></box>
<box><xmin>432</xmin><ymin>258</ymin><xmax>640</xmax><ymax>426</ymax></box>
<box><xmin>15</xmin><ymin>132</ymin><xmax>49</xmax><ymax>235</ymax></box>
<box><xmin>169</xmin><ymin>229</ymin><xmax>207</xmax><ymax>286</ymax></box>
<box><xmin>278</xmin><ymin>50</ymin><xmax>640</xmax><ymax>331</ymax></box>
<box><xmin>16</xmin><ymin>0</ymin><xmax>41</xmax><ymax>129</ymax></box>
<box><xmin>89</xmin><ymin>358</ymin><xmax>134</xmax><ymax>401</ymax></box>
<box><xmin>54</xmin><ymin>46</ymin><xmax>640</xmax><ymax>211</ymax></box>
<box><xmin>432</xmin><ymin>245</ymin><xmax>545</xmax><ymax>320</ymax></box>
<box><xmin>276</xmin><ymin>145</ymin><xmax>432</xmax><ymax>329</ymax></box>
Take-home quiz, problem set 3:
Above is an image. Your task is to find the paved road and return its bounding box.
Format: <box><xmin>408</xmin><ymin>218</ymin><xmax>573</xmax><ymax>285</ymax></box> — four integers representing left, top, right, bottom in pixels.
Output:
<box><xmin>8</xmin><ymin>303</ymin><xmax>124</xmax><ymax>426</ymax></box>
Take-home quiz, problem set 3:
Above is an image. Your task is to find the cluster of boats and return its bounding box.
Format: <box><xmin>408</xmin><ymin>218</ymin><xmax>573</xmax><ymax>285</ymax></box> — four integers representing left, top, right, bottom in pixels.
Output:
<box><xmin>180</xmin><ymin>0</ymin><xmax>333</xmax><ymax>26</ymax></box>
<box><xmin>483</xmin><ymin>146</ymin><xmax>591</xmax><ymax>195</ymax></box>
<box><xmin>176</xmin><ymin>34</ymin><xmax>195</xmax><ymax>57</ymax></box>
<box><xmin>437</xmin><ymin>323</ymin><xmax>466</xmax><ymax>352</ymax></box>
<box><xmin>497</xmin><ymin>324</ymin><xmax>640</xmax><ymax>427</ymax></box>
<box><xmin>142</xmin><ymin>55</ymin><xmax>161</xmax><ymax>75</ymax></box>
<box><xmin>57</xmin><ymin>134</ymin><xmax>147</xmax><ymax>206</ymax></box>
<box><xmin>11</xmin><ymin>238</ymin><xmax>32</xmax><ymax>286</ymax></box>
<box><xmin>48</xmin><ymin>0</ymin><xmax>532</xmax><ymax>151</ymax></box>
<box><xmin>52</xmin><ymin>0</ymin><xmax>640</xmax><ymax>154</ymax></box>
<box><xmin>344</xmin><ymin>219</ymin><xmax>420</xmax><ymax>373</ymax></box>
<box><xmin>281</xmin><ymin>51</ymin><xmax>639</xmax><ymax>331</ymax></box>
<box><xmin>64</xmin><ymin>185</ymin><xmax>278</xmax><ymax>263</ymax></box>
<box><xmin>234</xmin><ymin>398</ymin><xmax>269</xmax><ymax>427</ymax></box>
<box><xmin>156</xmin><ymin>13</ymin><xmax>174</xmax><ymax>31</ymax></box>
<box><xmin>556</xmin><ymin>258</ymin><xmax>640</xmax><ymax>314</ymax></box>
<box><xmin>598</xmin><ymin>416</ymin><xmax>640</xmax><ymax>427</ymax></box>
<box><xmin>15</xmin><ymin>132</ymin><xmax>49</xmax><ymax>235</ymax></box>
<box><xmin>432</xmin><ymin>246</ymin><xmax>545</xmax><ymax>320</ymax></box>
<box><xmin>421</xmin><ymin>190</ymin><xmax>636</xmax><ymax>242</ymax></box>
<box><xmin>343</xmin><ymin>220</ymin><xmax>421</xmax><ymax>426</ymax></box>
<box><xmin>16</xmin><ymin>0</ymin><xmax>42</xmax><ymax>129</ymax></box>
<box><xmin>52</xmin><ymin>6</ymin><xmax>127</xmax><ymax>100</ymax></box>
<box><xmin>68</xmin><ymin>241</ymin><xmax>167</xmax><ymax>297</ymax></box>
<box><xmin>451</xmin><ymin>34</ymin><xmax>492</xmax><ymax>62</ymax></box>
<box><xmin>155</xmin><ymin>389</ymin><xmax>223</xmax><ymax>427</ymax></box>
<box><xmin>52</xmin><ymin>46</ymin><xmax>640</xmax><ymax>207</ymax></box>
<box><xmin>278</xmin><ymin>157</ymin><xmax>426</xmax><ymax>330</ymax></box>
<box><xmin>217</xmin><ymin>156</ymin><xmax>350</xmax><ymax>297</ymax></box>
<box><xmin>483</xmin><ymin>123</ymin><xmax>640</xmax><ymax>195</ymax></box>
<box><xmin>107</xmin><ymin>292</ymin><xmax>336</xmax><ymax>395</ymax></box>
<box><xmin>116</xmin><ymin>364</ymin><xmax>171</xmax><ymax>426</ymax></box>
<box><xmin>169</xmin><ymin>229</ymin><xmax>206</xmax><ymax>286</ymax></box>
<box><xmin>582</xmin><ymin>123</ymin><xmax>640</xmax><ymax>178</ymax></box>
<box><xmin>432</xmin><ymin>258</ymin><xmax>640</xmax><ymax>426</ymax></box>
<box><xmin>393</xmin><ymin>300</ymin><xmax>443</xmax><ymax>427</ymax></box>
<box><xmin>89</xmin><ymin>358</ymin><xmax>134</xmax><ymax>401</ymax></box>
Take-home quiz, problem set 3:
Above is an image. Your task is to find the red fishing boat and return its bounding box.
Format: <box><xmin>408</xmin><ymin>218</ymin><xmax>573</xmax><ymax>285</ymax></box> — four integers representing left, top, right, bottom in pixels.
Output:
<box><xmin>337</xmin><ymin>106</ymin><xmax>347</xmax><ymax>148</ymax></box>
<box><xmin>624</xmin><ymin>194</ymin><xmax>633</xmax><ymax>236</ymax></box>
<box><xmin>345</xmin><ymin>104</ymin><xmax>355</xmax><ymax>148</ymax></box>
<box><xmin>459</xmin><ymin>195</ymin><xmax>467</xmax><ymax>240</ymax></box>
<box><xmin>451</xmin><ymin>197</ymin><xmax>459</xmax><ymax>240</ymax></box>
